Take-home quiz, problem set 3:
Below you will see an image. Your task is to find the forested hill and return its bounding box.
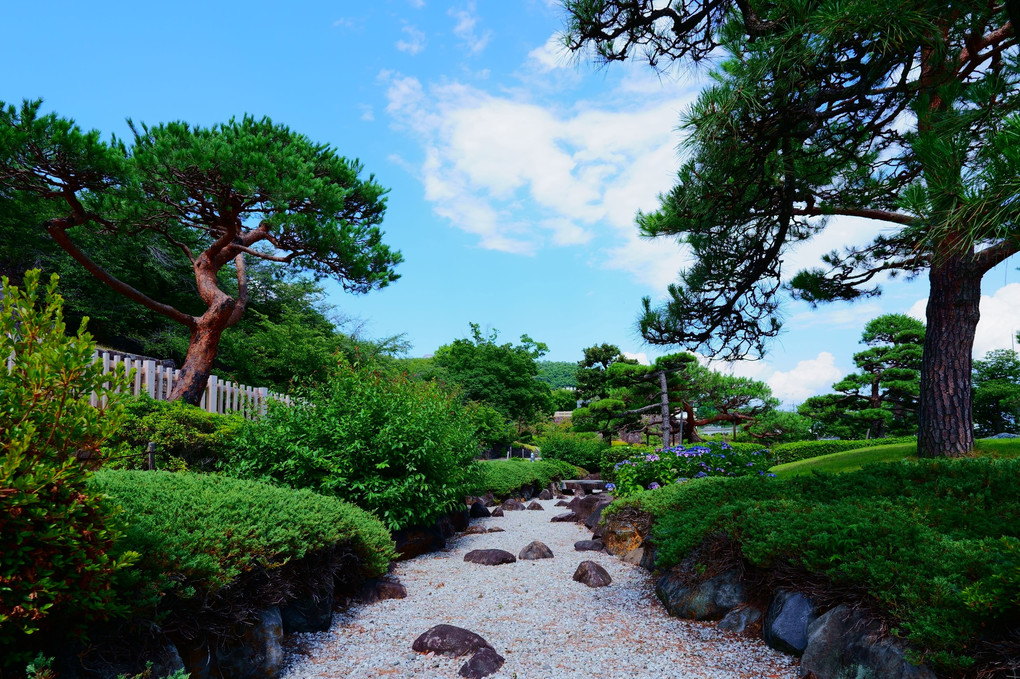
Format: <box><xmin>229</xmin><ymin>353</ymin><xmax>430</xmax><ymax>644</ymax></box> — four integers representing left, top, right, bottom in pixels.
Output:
<box><xmin>536</xmin><ymin>361</ymin><xmax>577</xmax><ymax>389</ymax></box>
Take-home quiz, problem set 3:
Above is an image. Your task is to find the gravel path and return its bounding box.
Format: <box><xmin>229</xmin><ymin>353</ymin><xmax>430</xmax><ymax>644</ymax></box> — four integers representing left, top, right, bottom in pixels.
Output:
<box><xmin>282</xmin><ymin>497</ymin><xmax>800</xmax><ymax>679</ymax></box>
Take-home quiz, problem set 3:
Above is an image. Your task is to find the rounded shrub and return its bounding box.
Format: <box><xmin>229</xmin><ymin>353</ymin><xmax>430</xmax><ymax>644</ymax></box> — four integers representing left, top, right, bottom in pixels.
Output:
<box><xmin>535</xmin><ymin>430</ymin><xmax>608</xmax><ymax>471</ymax></box>
<box><xmin>225</xmin><ymin>358</ymin><xmax>481</xmax><ymax>530</ymax></box>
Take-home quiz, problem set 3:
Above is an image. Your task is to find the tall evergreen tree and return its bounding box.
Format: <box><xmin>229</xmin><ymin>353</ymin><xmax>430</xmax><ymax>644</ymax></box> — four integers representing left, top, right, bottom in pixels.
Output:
<box><xmin>972</xmin><ymin>348</ymin><xmax>1020</xmax><ymax>435</ymax></box>
<box><xmin>564</xmin><ymin>0</ymin><xmax>1019</xmax><ymax>456</ymax></box>
<box><xmin>0</xmin><ymin>101</ymin><xmax>401</xmax><ymax>404</ymax></box>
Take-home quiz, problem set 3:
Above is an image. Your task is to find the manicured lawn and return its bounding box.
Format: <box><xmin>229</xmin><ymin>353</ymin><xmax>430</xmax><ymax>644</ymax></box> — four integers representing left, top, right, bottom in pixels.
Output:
<box><xmin>770</xmin><ymin>438</ymin><xmax>1020</xmax><ymax>478</ymax></box>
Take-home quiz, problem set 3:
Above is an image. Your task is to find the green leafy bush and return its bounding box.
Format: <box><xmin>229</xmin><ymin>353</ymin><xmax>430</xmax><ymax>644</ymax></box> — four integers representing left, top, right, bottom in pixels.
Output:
<box><xmin>614</xmin><ymin>457</ymin><xmax>1020</xmax><ymax>672</ymax></box>
<box><xmin>90</xmin><ymin>470</ymin><xmax>394</xmax><ymax>600</ymax></box>
<box><xmin>535</xmin><ymin>430</ymin><xmax>608</xmax><ymax>470</ymax></box>
<box><xmin>771</xmin><ymin>436</ymin><xmax>916</xmax><ymax>464</ymax></box>
<box><xmin>0</xmin><ymin>271</ymin><xmax>136</xmax><ymax>664</ymax></box>
<box><xmin>225</xmin><ymin>358</ymin><xmax>481</xmax><ymax>530</ymax></box>
<box><xmin>106</xmin><ymin>396</ymin><xmax>243</xmax><ymax>471</ymax></box>
<box><xmin>471</xmin><ymin>459</ymin><xmax>583</xmax><ymax>498</ymax></box>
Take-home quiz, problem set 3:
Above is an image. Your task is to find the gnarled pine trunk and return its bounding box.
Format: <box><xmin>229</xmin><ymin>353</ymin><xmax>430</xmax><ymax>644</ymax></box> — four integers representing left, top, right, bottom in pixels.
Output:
<box><xmin>917</xmin><ymin>248</ymin><xmax>981</xmax><ymax>457</ymax></box>
<box><xmin>169</xmin><ymin>300</ymin><xmax>236</xmax><ymax>406</ymax></box>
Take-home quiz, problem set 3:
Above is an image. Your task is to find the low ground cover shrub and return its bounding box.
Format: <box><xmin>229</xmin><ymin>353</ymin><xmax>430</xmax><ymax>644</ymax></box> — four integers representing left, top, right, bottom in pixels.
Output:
<box><xmin>611</xmin><ymin>457</ymin><xmax>1020</xmax><ymax>673</ymax></box>
<box><xmin>225</xmin><ymin>358</ymin><xmax>480</xmax><ymax>530</ymax></box>
<box><xmin>771</xmin><ymin>436</ymin><xmax>916</xmax><ymax>464</ymax></box>
<box><xmin>472</xmin><ymin>459</ymin><xmax>584</xmax><ymax>498</ymax></box>
<box><xmin>0</xmin><ymin>272</ymin><xmax>135</xmax><ymax>666</ymax></box>
<box><xmin>610</xmin><ymin>442</ymin><xmax>773</xmax><ymax>496</ymax></box>
<box><xmin>90</xmin><ymin>470</ymin><xmax>394</xmax><ymax>623</ymax></box>
<box><xmin>535</xmin><ymin>430</ymin><xmax>608</xmax><ymax>470</ymax></box>
<box><xmin>106</xmin><ymin>396</ymin><xmax>243</xmax><ymax>471</ymax></box>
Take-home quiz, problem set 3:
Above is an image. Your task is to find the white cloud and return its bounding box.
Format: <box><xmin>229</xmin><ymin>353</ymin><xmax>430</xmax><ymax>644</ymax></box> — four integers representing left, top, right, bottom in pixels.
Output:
<box><xmin>359</xmin><ymin>104</ymin><xmax>374</xmax><ymax>121</ymax></box>
<box><xmin>908</xmin><ymin>283</ymin><xmax>1020</xmax><ymax>358</ymax></box>
<box><xmin>527</xmin><ymin>33</ymin><xmax>570</xmax><ymax>72</ymax></box>
<box><xmin>396</xmin><ymin>25</ymin><xmax>427</xmax><ymax>55</ymax></box>
<box><xmin>623</xmin><ymin>351</ymin><xmax>651</xmax><ymax>365</ymax></box>
<box><xmin>788</xmin><ymin>301</ymin><xmax>885</xmax><ymax>329</ymax></box>
<box><xmin>408</xmin><ymin>0</ymin><xmax>425</xmax><ymax>7</ymax></box>
<box><xmin>766</xmin><ymin>352</ymin><xmax>845</xmax><ymax>404</ymax></box>
<box><xmin>380</xmin><ymin>68</ymin><xmax>699</xmax><ymax>288</ymax></box>
<box><xmin>449</xmin><ymin>3</ymin><xmax>492</xmax><ymax>54</ymax></box>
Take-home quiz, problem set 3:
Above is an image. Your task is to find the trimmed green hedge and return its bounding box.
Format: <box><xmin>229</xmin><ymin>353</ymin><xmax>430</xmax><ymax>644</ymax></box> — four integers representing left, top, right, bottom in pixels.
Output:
<box><xmin>771</xmin><ymin>436</ymin><xmax>916</xmax><ymax>464</ymax></box>
<box><xmin>610</xmin><ymin>458</ymin><xmax>1020</xmax><ymax>673</ymax></box>
<box><xmin>471</xmin><ymin>459</ymin><xmax>584</xmax><ymax>498</ymax></box>
<box><xmin>535</xmin><ymin>431</ymin><xmax>608</xmax><ymax>470</ymax></box>
<box><xmin>90</xmin><ymin>470</ymin><xmax>395</xmax><ymax>600</ymax></box>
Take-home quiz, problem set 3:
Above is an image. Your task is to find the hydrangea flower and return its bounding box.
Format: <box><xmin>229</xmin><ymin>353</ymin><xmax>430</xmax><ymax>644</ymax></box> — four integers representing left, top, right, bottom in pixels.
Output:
<box><xmin>605</xmin><ymin>482</ymin><xmax>616</xmax><ymax>491</ymax></box>
<box><xmin>648</xmin><ymin>482</ymin><xmax>661</xmax><ymax>490</ymax></box>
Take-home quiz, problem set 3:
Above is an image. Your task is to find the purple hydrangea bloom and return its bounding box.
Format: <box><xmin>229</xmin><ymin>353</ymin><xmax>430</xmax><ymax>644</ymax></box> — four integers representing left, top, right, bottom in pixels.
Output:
<box><xmin>695</xmin><ymin>471</ymin><xmax>707</xmax><ymax>478</ymax></box>
<box><xmin>605</xmin><ymin>482</ymin><xmax>616</xmax><ymax>491</ymax></box>
<box><xmin>648</xmin><ymin>482</ymin><xmax>661</xmax><ymax>490</ymax></box>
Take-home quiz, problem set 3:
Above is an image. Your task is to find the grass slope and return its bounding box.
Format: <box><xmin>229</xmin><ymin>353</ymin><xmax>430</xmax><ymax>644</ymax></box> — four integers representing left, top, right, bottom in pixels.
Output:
<box><xmin>770</xmin><ymin>438</ymin><xmax>1020</xmax><ymax>478</ymax></box>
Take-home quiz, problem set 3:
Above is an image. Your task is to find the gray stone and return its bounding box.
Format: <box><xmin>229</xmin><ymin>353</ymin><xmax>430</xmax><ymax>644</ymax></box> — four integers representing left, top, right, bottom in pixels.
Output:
<box><xmin>574</xmin><ymin>539</ymin><xmax>604</xmax><ymax>552</ymax></box>
<box><xmin>392</xmin><ymin>524</ymin><xmax>445</xmax><ymax>560</ymax></box>
<box><xmin>470</xmin><ymin>501</ymin><xmax>491</xmax><ymax>518</ymax></box>
<box><xmin>501</xmin><ymin>499</ymin><xmax>526</xmax><ymax>511</ymax></box>
<box><xmin>459</xmin><ymin>647</ymin><xmax>505</xmax><ymax>678</ymax></box>
<box><xmin>464</xmin><ymin>549</ymin><xmax>516</xmax><ymax>566</ymax></box>
<box><xmin>463</xmin><ymin>524</ymin><xmax>488</xmax><ymax>534</ymax></box>
<box><xmin>622</xmin><ymin>546</ymin><xmax>645</xmax><ymax>566</ymax></box>
<box><xmin>716</xmin><ymin>605</ymin><xmax>762</xmax><ymax>634</ymax></box>
<box><xmin>481</xmin><ymin>492</ymin><xmax>498</xmax><ymax>507</ymax></box>
<box><xmin>655</xmin><ymin>568</ymin><xmax>745</xmax><ymax>621</ymax></box>
<box><xmin>550</xmin><ymin>511</ymin><xmax>577</xmax><ymax>522</ymax></box>
<box><xmin>555</xmin><ymin>500</ymin><xmax>570</xmax><ymax>507</ymax></box>
<box><xmin>487</xmin><ymin>527</ymin><xmax>505</xmax><ymax>533</ymax></box>
<box><xmin>537</xmin><ymin>489</ymin><xmax>553</xmax><ymax>500</ymax></box>
<box><xmin>490</xmin><ymin>507</ymin><xmax>504</xmax><ymax>517</ymax></box>
<box><xmin>518</xmin><ymin>540</ymin><xmax>554</xmax><ymax>560</ymax></box>
<box><xmin>567</xmin><ymin>494</ymin><xmax>612</xmax><ymax>524</ymax></box>
<box><xmin>214</xmin><ymin>607</ymin><xmax>284</xmax><ymax>679</ymax></box>
<box><xmin>573</xmin><ymin>560</ymin><xmax>612</xmax><ymax>587</ymax></box>
<box><xmin>526</xmin><ymin>501</ymin><xmax>544</xmax><ymax>511</ymax></box>
<box><xmin>412</xmin><ymin>624</ymin><xmax>492</xmax><ymax>656</ymax></box>
<box><xmin>763</xmin><ymin>590</ymin><xmax>818</xmax><ymax>656</ymax></box>
<box><xmin>799</xmin><ymin>605</ymin><xmax>937</xmax><ymax>679</ymax></box>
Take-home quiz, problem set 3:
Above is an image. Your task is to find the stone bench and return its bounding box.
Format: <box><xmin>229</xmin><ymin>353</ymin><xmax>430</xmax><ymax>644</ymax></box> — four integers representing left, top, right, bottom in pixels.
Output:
<box><xmin>559</xmin><ymin>479</ymin><xmax>607</xmax><ymax>495</ymax></box>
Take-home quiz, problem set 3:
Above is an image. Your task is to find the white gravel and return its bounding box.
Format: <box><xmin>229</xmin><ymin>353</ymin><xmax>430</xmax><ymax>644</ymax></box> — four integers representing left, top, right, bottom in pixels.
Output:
<box><xmin>281</xmin><ymin>497</ymin><xmax>800</xmax><ymax>679</ymax></box>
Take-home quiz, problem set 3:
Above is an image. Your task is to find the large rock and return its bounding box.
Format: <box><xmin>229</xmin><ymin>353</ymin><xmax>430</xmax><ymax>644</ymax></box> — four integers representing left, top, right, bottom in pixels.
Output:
<box><xmin>470</xmin><ymin>501</ymin><xmax>491</xmax><ymax>518</ymax></box>
<box><xmin>573</xmin><ymin>561</ymin><xmax>612</xmax><ymax>588</ymax></box>
<box><xmin>574</xmin><ymin>539</ymin><xmax>604</xmax><ymax>552</ymax></box>
<box><xmin>518</xmin><ymin>540</ymin><xmax>554</xmax><ymax>560</ymax></box>
<box><xmin>412</xmin><ymin>624</ymin><xmax>492</xmax><ymax>656</ymax></box>
<box><xmin>280</xmin><ymin>585</ymin><xmax>333</xmax><ymax>633</ymax></box>
<box><xmin>393</xmin><ymin>523</ymin><xmax>446</xmax><ymax>560</ymax></box>
<box><xmin>537</xmin><ymin>489</ymin><xmax>553</xmax><ymax>500</ymax></box>
<box><xmin>526</xmin><ymin>501</ymin><xmax>544</xmax><ymax>511</ymax></box>
<box><xmin>459</xmin><ymin>647</ymin><xmax>505</xmax><ymax>678</ymax></box>
<box><xmin>464</xmin><ymin>549</ymin><xmax>517</xmax><ymax>566</ymax></box>
<box><xmin>717</xmin><ymin>605</ymin><xmax>763</xmax><ymax>634</ymax></box>
<box><xmin>799</xmin><ymin>606</ymin><xmax>937</xmax><ymax>679</ymax></box>
<box><xmin>450</xmin><ymin>508</ymin><xmax>470</xmax><ymax>532</ymax></box>
<box><xmin>501</xmin><ymin>499</ymin><xmax>526</xmax><ymax>511</ymax></box>
<box><xmin>490</xmin><ymin>507</ymin><xmax>504</xmax><ymax>517</ymax></box>
<box><xmin>584</xmin><ymin>501</ymin><xmax>611</xmax><ymax>531</ymax></box>
<box><xmin>214</xmin><ymin>607</ymin><xmax>284</xmax><ymax>679</ymax></box>
<box><xmin>481</xmin><ymin>492</ymin><xmax>498</xmax><ymax>507</ymax></box>
<box><xmin>655</xmin><ymin>568</ymin><xmax>745</xmax><ymax>621</ymax></box>
<box><xmin>550</xmin><ymin>511</ymin><xmax>577</xmax><ymax>522</ymax></box>
<box><xmin>359</xmin><ymin>578</ymin><xmax>407</xmax><ymax>604</ymax></box>
<box><xmin>567</xmin><ymin>494</ymin><xmax>613</xmax><ymax>524</ymax></box>
<box><xmin>554</xmin><ymin>500</ymin><xmax>570</xmax><ymax>507</ymax></box>
<box><xmin>601</xmin><ymin>508</ymin><xmax>652</xmax><ymax>556</ymax></box>
<box><xmin>763</xmin><ymin>590</ymin><xmax>818</xmax><ymax>656</ymax></box>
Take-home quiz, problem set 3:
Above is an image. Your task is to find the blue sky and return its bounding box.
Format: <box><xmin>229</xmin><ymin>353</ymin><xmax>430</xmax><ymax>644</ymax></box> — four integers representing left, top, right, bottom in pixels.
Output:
<box><xmin>4</xmin><ymin>0</ymin><xmax>1018</xmax><ymax>406</ymax></box>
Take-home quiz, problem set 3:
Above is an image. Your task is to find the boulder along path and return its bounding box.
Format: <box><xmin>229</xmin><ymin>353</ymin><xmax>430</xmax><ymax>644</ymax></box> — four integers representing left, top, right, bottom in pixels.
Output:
<box><xmin>281</xmin><ymin>496</ymin><xmax>799</xmax><ymax>679</ymax></box>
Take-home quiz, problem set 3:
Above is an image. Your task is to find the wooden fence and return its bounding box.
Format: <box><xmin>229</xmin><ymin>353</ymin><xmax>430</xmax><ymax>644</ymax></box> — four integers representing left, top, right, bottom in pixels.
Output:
<box><xmin>86</xmin><ymin>349</ymin><xmax>292</xmax><ymax>418</ymax></box>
